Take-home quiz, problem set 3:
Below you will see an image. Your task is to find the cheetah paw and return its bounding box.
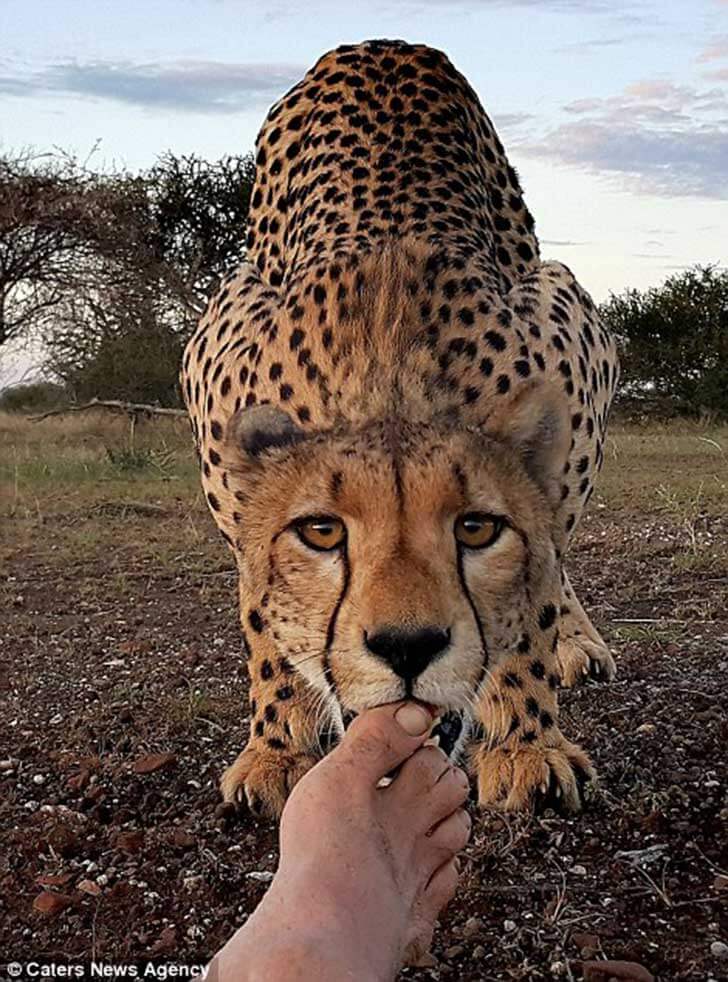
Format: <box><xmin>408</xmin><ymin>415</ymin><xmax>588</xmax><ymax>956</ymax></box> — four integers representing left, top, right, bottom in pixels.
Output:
<box><xmin>556</xmin><ymin>635</ymin><xmax>616</xmax><ymax>688</ymax></box>
<box><xmin>220</xmin><ymin>745</ymin><xmax>320</xmax><ymax>820</ymax></box>
<box><xmin>471</xmin><ymin>732</ymin><xmax>595</xmax><ymax>814</ymax></box>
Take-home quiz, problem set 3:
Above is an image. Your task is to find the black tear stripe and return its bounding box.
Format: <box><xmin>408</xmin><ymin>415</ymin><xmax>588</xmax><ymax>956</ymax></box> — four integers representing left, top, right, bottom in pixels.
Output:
<box><xmin>393</xmin><ymin>456</ymin><xmax>404</xmax><ymax>513</ymax></box>
<box><xmin>322</xmin><ymin>551</ymin><xmax>351</xmax><ymax>700</ymax></box>
<box><xmin>510</xmin><ymin>523</ymin><xmax>532</xmax><ymax>605</ymax></box>
<box><xmin>456</xmin><ymin>546</ymin><xmax>489</xmax><ymax>689</ymax></box>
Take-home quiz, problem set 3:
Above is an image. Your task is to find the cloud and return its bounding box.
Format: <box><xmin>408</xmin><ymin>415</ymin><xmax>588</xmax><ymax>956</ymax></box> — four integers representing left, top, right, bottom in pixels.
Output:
<box><xmin>516</xmin><ymin>78</ymin><xmax>728</xmax><ymax>199</ymax></box>
<box><xmin>0</xmin><ymin>59</ymin><xmax>305</xmax><ymax>113</ymax></box>
<box><xmin>541</xmin><ymin>238</ymin><xmax>589</xmax><ymax>246</ymax></box>
<box><xmin>698</xmin><ymin>36</ymin><xmax>728</xmax><ymax>62</ymax></box>
<box><xmin>553</xmin><ymin>37</ymin><xmax>629</xmax><ymax>54</ymax></box>
<box><xmin>492</xmin><ymin>112</ymin><xmax>536</xmax><ymax>131</ymax></box>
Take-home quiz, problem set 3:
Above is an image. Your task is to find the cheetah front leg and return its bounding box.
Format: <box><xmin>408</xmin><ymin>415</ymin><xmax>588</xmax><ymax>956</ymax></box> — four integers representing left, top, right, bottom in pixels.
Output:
<box><xmin>221</xmin><ymin>646</ymin><xmax>338</xmax><ymax>819</ymax></box>
<box><xmin>469</xmin><ymin>606</ymin><xmax>595</xmax><ymax>813</ymax></box>
<box><xmin>556</xmin><ymin>570</ymin><xmax>616</xmax><ymax>687</ymax></box>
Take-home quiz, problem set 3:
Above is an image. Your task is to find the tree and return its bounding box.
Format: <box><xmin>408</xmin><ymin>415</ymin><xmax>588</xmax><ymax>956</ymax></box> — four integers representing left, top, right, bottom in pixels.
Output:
<box><xmin>0</xmin><ymin>151</ymin><xmax>95</xmax><ymax>349</ymax></box>
<box><xmin>145</xmin><ymin>152</ymin><xmax>255</xmax><ymax>317</ymax></box>
<box><xmin>1</xmin><ymin>149</ymin><xmax>256</xmax><ymax>403</ymax></box>
<box><xmin>601</xmin><ymin>265</ymin><xmax>728</xmax><ymax>417</ymax></box>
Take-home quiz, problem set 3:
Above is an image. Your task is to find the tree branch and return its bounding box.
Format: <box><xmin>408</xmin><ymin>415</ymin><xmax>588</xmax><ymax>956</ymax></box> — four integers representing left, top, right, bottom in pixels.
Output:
<box><xmin>29</xmin><ymin>397</ymin><xmax>187</xmax><ymax>422</ymax></box>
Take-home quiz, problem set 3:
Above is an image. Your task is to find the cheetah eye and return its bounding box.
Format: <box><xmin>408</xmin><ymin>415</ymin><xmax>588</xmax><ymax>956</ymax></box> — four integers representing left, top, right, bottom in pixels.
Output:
<box><xmin>295</xmin><ymin>515</ymin><xmax>346</xmax><ymax>551</ymax></box>
<box><xmin>454</xmin><ymin>513</ymin><xmax>504</xmax><ymax>549</ymax></box>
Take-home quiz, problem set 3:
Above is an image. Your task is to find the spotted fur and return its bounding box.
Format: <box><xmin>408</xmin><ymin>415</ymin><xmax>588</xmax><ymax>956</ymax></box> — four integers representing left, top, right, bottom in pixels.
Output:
<box><xmin>181</xmin><ymin>40</ymin><xmax>619</xmax><ymax>818</ymax></box>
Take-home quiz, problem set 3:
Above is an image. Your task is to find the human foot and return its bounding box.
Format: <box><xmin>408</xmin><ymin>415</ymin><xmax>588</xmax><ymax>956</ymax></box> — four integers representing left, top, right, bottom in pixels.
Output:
<box><xmin>212</xmin><ymin>701</ymin><xmax>471</xmax><ymax>981</ymax></box>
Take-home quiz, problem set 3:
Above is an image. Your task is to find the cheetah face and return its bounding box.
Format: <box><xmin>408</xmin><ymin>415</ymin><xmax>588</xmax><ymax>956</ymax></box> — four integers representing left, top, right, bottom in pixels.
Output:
<box><xmin>223</xmin><ymin>384</ymin><xmax>569</xmax><ymax>724</ymax></box>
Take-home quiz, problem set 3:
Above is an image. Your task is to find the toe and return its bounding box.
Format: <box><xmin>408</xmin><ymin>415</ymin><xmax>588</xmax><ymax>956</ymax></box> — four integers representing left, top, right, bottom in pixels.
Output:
<box><xmin>424</xmin><ymin>806</ymin><xmax>472</xmax><ymax>862</ymax></box>
<box><xmin>394</xmin><ymin>744</ymin><xmax>452</xmax><ymax>795</ymax></box>
<box><xmin>392</xmin><ymin>751</ymin><xmax>469</xmax><ymax>829</ymax></box>
<box><xmin>402</xmin><ymin>858</ymin><xmax>461</xmax><ymax>967</ymax></box>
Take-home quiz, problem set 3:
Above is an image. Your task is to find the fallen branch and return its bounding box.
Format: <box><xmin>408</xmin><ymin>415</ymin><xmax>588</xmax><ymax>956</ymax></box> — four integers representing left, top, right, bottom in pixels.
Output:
<box><xmin>29</xmin><ymin>398</ymin><xmax>187</xmax><ymax>422</ymax></box>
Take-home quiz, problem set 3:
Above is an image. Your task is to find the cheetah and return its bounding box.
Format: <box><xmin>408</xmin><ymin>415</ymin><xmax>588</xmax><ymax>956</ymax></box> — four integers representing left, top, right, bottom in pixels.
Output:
<box><xmin>181</xmin><ymin>39</ymin><xmax>619</xmax><ymax>820</ymax></box>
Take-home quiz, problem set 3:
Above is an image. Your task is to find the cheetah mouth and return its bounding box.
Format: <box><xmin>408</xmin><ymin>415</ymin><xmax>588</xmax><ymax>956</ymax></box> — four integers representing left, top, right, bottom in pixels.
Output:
<box><xmin>342</xmin><ymin>707</ymin><xmax>464</xmax><ymax>758</ymax></box>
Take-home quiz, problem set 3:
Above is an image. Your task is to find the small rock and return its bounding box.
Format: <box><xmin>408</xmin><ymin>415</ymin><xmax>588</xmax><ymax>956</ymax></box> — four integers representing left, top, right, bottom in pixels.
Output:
<box><xmin>246</xmin><ymin>871</ymin><xmax>274</xmax><ymax>883</ymax></box>
<box><xmin>171</xmin><ymin>829</ymin><xmax>196</xmax><ymax>849</ymax></box>
<box><xmin>113</xmin><ymin>830</ymin><xmax>145</xmax><ymax>853</ymax></box>
<box><xmin>580</xmin><ymin>960</ymin><xmax>654</xmax><ymax>982</ymax></box>
<box><xmin>77</xmin><ymin>879</ymin><xmax>102</xmax><ymax>896</ymax></box>
<box><xmin>151</xmin><ymin>925</ymin><xmax>178</xmax><ymax>955</ymax></box>
<box><xmin>572</xmin><ymin>931</ymin><xmax>600</xmax><ymax>956</ymax></box>
<box><xmin>0</xmin><ymin>758</ymin><xmax>17</xmax><ymax>772</ymax></box>
<box><xmin>33</xmin><ymin>774</ymin><xmax>46</xmax><ymax>786</ymax></box>
<box><xmin>472</xmin><ymin>946</ymin><xmax>486</xmax><ymax>959</ymax></box>
<box><xmin>183</xmin><ymin>875</ymin><xmax>204</xmax><ymax>891</ymax></box>
<box><xmin>711</xmin><ymin>941</ymin><xmax>728</xmax><ymax>959</ymax></box>
<box><xmin>67</xmin><ymin>769</ymin><xmax>91</xmax><ymax>791</ymax></box>
<box><xmin>550</xmin><ymin>963</ymin><xmax>567</xmax><ymax>978</ymax></box>
<box><xmin>571</xmin><ymin>864</ymin><xmax>588</xmax><ymax>876</ymax></box>
<box><xmin>462</xmin><ymin>916</ymin><xmax>484</xmax><ymax>939</ymax></box>
<box><xmin>444</xmin><ymin>945</ymin><xmax>464</xmax><ymax>960</ymax></box>
<box><xmin>49</xmin><ymin>714</ymin><xmax>63</xmax><ymax>725</ymax></box>
<box><xmin>133</xmin><ymin>752</ymin><xmax>177</xmax><ymax>774</ymax></box>
<box><xmin>714</xmin><ymin>874</ymin><xmax>728</xmax><ymax>891</ymax></box>
<box><xmin>36</xmin><ymin>872</ymin><xmax>74</xmax><ymax>887</ymax></box>
<box><xmin>504</xmin><ymin>919</ymin><xmax>517</xmax><ymax>933</ymax></box>
<box><xmin>636</xmin><ymin>723</ymin><xmax>656</xmax><ymax>734</ymax></box>
<box><xmin>96</xmin><ymin>874</ymin><xmax>109</xmax><ymax>887</ymax></box>
<box><xmin>33</xmin><ymin>892</ymin><xmax>75</xmax><ymax>916</ymax></box>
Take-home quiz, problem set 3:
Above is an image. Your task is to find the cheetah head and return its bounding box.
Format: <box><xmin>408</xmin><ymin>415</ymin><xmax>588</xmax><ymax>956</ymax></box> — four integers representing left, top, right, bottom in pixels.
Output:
<box><xmin>222</xmin><ymin>381</ymin><xmax>570</xmax><ymax>738</ymax></box>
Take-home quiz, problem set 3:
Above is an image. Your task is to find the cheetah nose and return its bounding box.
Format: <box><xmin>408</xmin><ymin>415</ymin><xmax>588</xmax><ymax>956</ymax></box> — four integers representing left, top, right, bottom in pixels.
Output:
<box><xmin>364</xmin><ymin>626</ymin><xmax>451</xmax><ymax>680</ymax></box>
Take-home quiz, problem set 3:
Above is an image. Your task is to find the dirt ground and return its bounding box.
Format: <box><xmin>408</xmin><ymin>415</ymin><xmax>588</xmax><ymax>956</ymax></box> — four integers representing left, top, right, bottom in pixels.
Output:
<box><xmin>1</xmin><ymin>412</ymin><xmax>727</xmax><ymax>980</ymax></box>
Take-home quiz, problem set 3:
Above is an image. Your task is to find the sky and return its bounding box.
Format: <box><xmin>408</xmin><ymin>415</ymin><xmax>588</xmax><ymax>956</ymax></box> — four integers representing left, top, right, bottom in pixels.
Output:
<box><xmin>1</xmin><ymin>0</ymin><xmax>727</xmax><ymax>383</ymax></box>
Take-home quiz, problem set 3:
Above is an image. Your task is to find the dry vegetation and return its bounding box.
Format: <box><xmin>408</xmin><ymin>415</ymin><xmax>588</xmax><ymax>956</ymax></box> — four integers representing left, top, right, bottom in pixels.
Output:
<box><xmin>1</xmin><ymin>412</ymin><xmax>727</xmax><ymax>980</ymax></box>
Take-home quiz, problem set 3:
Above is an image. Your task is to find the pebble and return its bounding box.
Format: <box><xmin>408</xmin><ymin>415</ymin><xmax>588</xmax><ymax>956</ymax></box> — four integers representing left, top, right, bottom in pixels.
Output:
<box><xmin>444</xmin><ymin>945</ymin><xmax>464</xmax><ymax>960</ymax></box>
<box><xmin>246</xmin><ymin>871</ymin><xmax>274</xmax><ymax>883</ymax></box>
<box><xmin>571</xmin><ymin>864</ymin><xmax>587</xmax><ymax>875</ymax></box>
<box><xmin>504</xmin><ymin>919</ymin><xmax>517</xmax><ymax>933</ymax></box>
<box><xmin>462</xmin><ymin>916</ymin><xmax>484</xmax><ymax>939</ymax></box>
<box><xmin>710</xmin><ymin>941</ymin><xmax>728</xmax><ymax>959</ymax></box>
<box><xmin>0</xmin><ymin>758</ymin><xmax>18</xmax><ymax>772</ymax></box>
<box><xmin>33</xmin><ymin>774</ymin><xmax>46</xmax><ymax>785</ymax></box>
<box><xmin>472</xmin><ymin>945</ymin><xmax>486</xmax><ymax>959</ymax></box>
<box><xmin>183</xmin><ymin>875</ymin><xmax>204</xmax><ymax>891</ymax></box>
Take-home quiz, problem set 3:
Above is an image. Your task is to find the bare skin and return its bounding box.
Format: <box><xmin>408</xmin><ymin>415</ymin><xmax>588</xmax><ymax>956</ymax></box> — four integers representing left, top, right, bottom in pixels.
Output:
<box><xmin>209</xmin><ymin>702</ymin><xmax>472</xmax><ymax>982</ymax></box>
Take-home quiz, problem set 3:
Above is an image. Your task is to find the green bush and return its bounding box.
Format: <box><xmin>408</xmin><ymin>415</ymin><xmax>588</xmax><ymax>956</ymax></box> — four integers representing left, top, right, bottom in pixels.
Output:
<box><xmin>601</xmin><ymin>265</ymin><xmax>728</xmax><ymax>418</ymax></box>
<box><xmin>0</xmin><ymin>381</ymin><xmax>68</xmax><ymax>413</ymax></box>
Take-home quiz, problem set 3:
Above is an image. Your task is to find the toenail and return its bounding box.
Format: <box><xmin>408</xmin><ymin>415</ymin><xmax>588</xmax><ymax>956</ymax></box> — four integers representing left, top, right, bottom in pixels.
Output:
<box><xmin>395</xmin><ymin>702</ymin><xmax>432</xmax><ymax>736</ymax></box>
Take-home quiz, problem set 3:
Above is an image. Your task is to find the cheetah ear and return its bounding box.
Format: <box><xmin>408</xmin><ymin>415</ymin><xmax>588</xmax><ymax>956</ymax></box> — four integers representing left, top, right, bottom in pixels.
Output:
<box><xmin>226</xmin><ymin>405</ymin><xmax>305</xmax><ymax>458</ymax></box>
<box><xmin>485</xmin><ymin>381</ymin><xmax>571</xmax><ymax>505</ymax></box>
